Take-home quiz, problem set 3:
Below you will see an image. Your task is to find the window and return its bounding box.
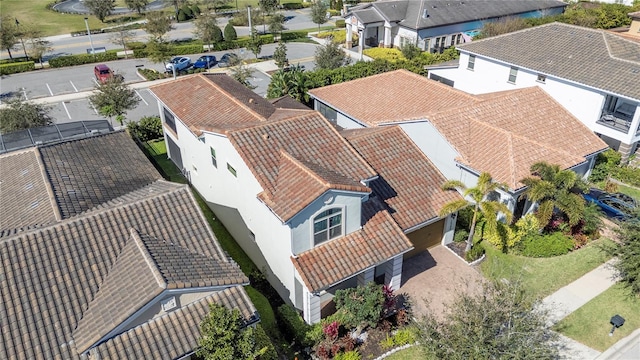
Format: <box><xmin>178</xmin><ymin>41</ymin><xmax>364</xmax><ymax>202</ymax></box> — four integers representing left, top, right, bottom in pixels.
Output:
<box><xmin>317</xmin><ymin>102</ymin><xmax>337</xmax><ymax>123</ymax></box>
<box><xmin>467</xmin><ymin>55</ymin><xmax>475</xmax><ymax>70</ymax></box>
<box><xmin>508</xmin><ymin>66</ymin><xmax>518</xmax><ymax>83</ymax></box>
<box><xmin>537</xmin><ymin>74</ymin><xmax>546</xmax><ymax>83</ymax></box>
<box><xmin>455</xmin><ymin>34</ymin><xmax>462</xmax><ymax>44</ymax></box>
<box><xmin>313</xmin><ymin>208</ymin><xmax>343</xmax><ymax>245</ymax></box>
<box><xmin>227</xmin><ymin>163</ymin><xmax>237</xmax><ymax>177</ymax></box>
<box><xmin>423</xmin><ymin>38</ymin><xmax>430</xmax><ymax>51</ymax></box>
<box><xmin>210</xmin><ymin>147</ymin><xmax>217</xmax><ymax>168</ymax></box>
<box><xmin>163</xmin><ymin>107</ymin><xmax>177</xmax><ymax>133</ymax></box>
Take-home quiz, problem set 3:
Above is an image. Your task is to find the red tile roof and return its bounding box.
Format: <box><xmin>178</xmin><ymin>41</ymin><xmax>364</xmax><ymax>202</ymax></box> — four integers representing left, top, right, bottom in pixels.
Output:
<box><xmin>426</xmin><ymin>87</ymin><xmax>608</xmax><ymax>189</ymax></box>
<box><xmin>345</xmin><ymin>126</ymin><xmax>462</xmax><ymax>230</ymax></box>
<box><xmin>291</xmin><ymin>210</ymin><xmax>413</xmax><ymax>292</ymax></box>
<box><xmin>308</xmin><ymin>69</ymin><xmax>480</xmax><ymax>126</ymax></box>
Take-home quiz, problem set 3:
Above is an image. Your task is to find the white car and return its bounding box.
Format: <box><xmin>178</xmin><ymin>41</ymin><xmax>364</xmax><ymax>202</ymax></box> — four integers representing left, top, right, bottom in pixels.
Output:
<box><xmin>165</xmin><ymin>56</ymin><xmax>192</xmax><ymax>72</ymax></box>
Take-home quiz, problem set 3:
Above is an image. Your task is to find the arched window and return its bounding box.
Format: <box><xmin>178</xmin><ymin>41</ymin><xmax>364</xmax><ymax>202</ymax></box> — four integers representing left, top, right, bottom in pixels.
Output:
<box><xmin>313</xmin><ymin>208</ymin><xmax>342</xmax><ymax>245</ymax></box>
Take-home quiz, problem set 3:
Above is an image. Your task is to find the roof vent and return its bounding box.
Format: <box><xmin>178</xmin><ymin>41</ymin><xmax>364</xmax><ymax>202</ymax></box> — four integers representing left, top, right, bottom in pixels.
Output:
<box><xmin>161</xmin><ymin>296</ymin><xmax>177</xmax><ymax>312</ymax></box>
<box><xmin>432</xmin><ymin>5</ymin><xmax>437</xmax><ymax>8</ymax></box>
<box><xmin>262</xmin><ymin>133</ymin><xmax>270</xmax><ymax>140</ymax></box>
<box><xmin>249</xmin><ymin>98</ymin><xmax>255</xmax><ymax>104</ymax></box>
<box><xmin>632</xmin><ymin>69</ymin><xmax>639</xmax><ymax>74</ymax></box>
<box><xmin>422</xmin><ymin>9</ymin><xmax>429</xmax><ymax>18</ymax></box>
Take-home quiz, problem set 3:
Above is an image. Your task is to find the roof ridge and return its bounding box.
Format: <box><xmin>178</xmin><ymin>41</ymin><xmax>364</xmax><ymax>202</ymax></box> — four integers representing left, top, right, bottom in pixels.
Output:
<box><xmin>129</xmin><ymin>228</ymin><xmax>167</xmax><ymax>288</ymax></box>
<box><xmin>278</xmin><ymin>150</ymin><xmax>330</xmax><ymax>189</ymax></box>
<box><xmin>201</xmin><ymin>74</ymin><xmax>271</xmax><ymax>122</ymax></box>
<box><xmin>506</xmin><ymin>134</ymin><xmax>517</xmax><ymax>189</ymax></box>
<box><xmin>33</xmin><ymin>146</ymin><xmax>63</xmax><ymax>221</ymax></box>
<box><xmin>36</xmin><ymin>129</ymin><xmax>126</xmax><ymax>150</ymax></box>
<box><xmin>603</xmin><ymin>32</ymin><xmax>640</xmax><ymax>65</ymax></box>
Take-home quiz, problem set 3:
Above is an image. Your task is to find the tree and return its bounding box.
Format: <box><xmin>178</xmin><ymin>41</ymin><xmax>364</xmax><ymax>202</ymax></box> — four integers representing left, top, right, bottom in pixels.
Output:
<box><xmin>146</xmin><ymin>36</ymin><xmax>173</xmax><ymax>67</ymax></box>
<box><xmin>196</xmin><ymin>303</ymin><xmax>263</xmax><ymax>360</ymax></box>
<box><xmin>124</xmin><ymin>0</ymin><xmax>149</xmax><ymax>14</ymax></box>
<box><xmin>520</xmin><ymin>162</ymin><xmax>588</xmax><ymax>228</ymax></box>
<box><xmin>89</xmin><ymin>77</ymin><xmax>140</xmax><ymax>125</ymax></box>
<box><xmin>127</xmin><ymin>115</ymin><xmax>162</xmax><ymax>141</ymax></box>
<box><xmin>268</xmin><ymin>13</ymin><xmax>286</xmax><ymax>40</ymax></box>
<box><xmin>201</xmin><ymin>0</ymin><xmax>232</xmax><ymax>12</ymax></box>
<box><xmin>259</xmin><ymin>0</ymin><xmax>279</xmax><ymax>14</ymax></box>
<box><xmin>145</xmin><ymin>11</ymin><xmax>174</xmax><ymax>39</ymax></box>
<box><xmin>24</xmin><ymin>28</ymin><xmax>52</xmax><ymax>69</ymax></box>
<box><xmin>439</xmin><ymin>172</ymin><xmax>513</xmax><ymax>252</ymax></box>
<box><xmin>334</xmin><ymin>282</ymin><xmax>384</xmax><ymax>330</ymax></box>
<box><xmin>247</xmin><ymin>30</ymin><xmax>262</xmax><ymax>59</ymax></box>
<box><xmin>109</xmin><ymin>26</ymin><xmax>136</xmax><ymax>59</ymax></box>
<box><xmin>84</xmin><ymin>0</ymin><xmax>116</xmax><ymax>22</ymax></box>
<box><xmin>266</xmin><ymin>65</ymin><xmax>312</xmax><ymax>104</ymax></box>
<box><xmin>0</xmin><ymin>15</ymin><xmax>19</xmax><ymax>59</ymax></box>
<box><xmin>0</xmin><ymin>98</ymin><xmax>52</xmax><ymax>134</ymax></box>
<box><xmin>418</xmin><ymin>279</ymin><xmax>561</xmax><ymax>360</ymax></box>
<box><xmin>163</xmin><ymin>0</ymin><xmax>186</xmax><ymax>18</ymax></box>
<box><xmin>230</xmin><ymin>60</ymin><xmax>256</xmax><ymax>90</ymax></box>
<box><xmin>224</xmin><ymin>23</ymin><xmax>237</xmax><ymax>42</ymax></box>
<box><xmin>400</xmin><ymin>43</ymin><xmax>421</xmax><ymax>60</ymax></box>
<box><xmin>194</xmin><ymin>13</ymin><xmax>222</xmax><ymax>50</ymax></box>
<box><xmin>608</xmin><ymin>214</ymin><xmax>640</xmax><ymax>295</ymax></box>
<box><xmin>475</xmin><ymin>17</ymin><xmax>531</xmax><ymax>39</ymax></box>
<box><xmin>273</xmin><ymin>41</ymin><xmax>288</xmax><ymax>68</ymax></box>
<box><xmin>314</xmin><ymin>40</ymin><xmax>350</xmax><ymax>70</ymax></box>
<box><xmin>311</xmin><ymin>0</ymin><xmax>328</xmax><ymax>32</ymax></box>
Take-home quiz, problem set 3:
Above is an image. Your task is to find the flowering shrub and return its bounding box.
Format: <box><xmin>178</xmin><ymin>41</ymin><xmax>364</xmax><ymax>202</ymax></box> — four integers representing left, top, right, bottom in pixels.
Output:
<box><xmin>323</xmin><ymin>321</ymin><xmax>340</xmax><ymax>341</ymax></box>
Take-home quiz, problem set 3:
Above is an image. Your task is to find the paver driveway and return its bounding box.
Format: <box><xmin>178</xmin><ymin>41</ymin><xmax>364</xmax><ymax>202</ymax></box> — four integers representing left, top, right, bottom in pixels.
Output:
<box><xmin>399</xmin><ymin>245</ymin><xmax>485</xmax><ymax>319</ymax></box>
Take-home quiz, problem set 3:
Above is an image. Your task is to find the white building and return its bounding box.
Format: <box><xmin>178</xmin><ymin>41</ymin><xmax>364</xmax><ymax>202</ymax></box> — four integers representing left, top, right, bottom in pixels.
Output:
<box><xmin>427</xmin><ymin>22</ymin><xmax>640</xmax><ymax>161</ymax></box>
<box><xmin>309</xmin><ymin>70</ymin><xmax>608</xmax><ymax>217</ymax></box>
<box><xmin>150</xmin><ymin>73</ymin><xmax>460</xmax><ymax>323</ymax></box>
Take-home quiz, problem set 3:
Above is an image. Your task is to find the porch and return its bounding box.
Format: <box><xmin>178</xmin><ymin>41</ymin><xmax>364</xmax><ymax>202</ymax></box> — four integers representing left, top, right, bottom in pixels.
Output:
<box><xmin>597</xmin><ymin>113</ymin><xmax>640</xmax><ymax>135</ymax></box>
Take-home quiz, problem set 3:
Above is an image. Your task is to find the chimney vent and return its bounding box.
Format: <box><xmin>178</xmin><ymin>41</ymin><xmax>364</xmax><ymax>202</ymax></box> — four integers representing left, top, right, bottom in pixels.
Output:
<box><xmin>422</xmin><ymin>9</ymin><xmax>429</xmax><ymax>18</ymax></box>
<box><xmin>249</xmin><ymin>98</ymin><xmax>255</xmax><ymax>104</ymax></box>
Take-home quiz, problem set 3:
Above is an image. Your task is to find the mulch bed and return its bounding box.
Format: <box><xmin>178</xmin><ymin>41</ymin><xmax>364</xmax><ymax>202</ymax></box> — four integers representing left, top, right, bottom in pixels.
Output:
<box><xmin>357</xmin><ymin>327</ymin><xmax>390</xmax><ymax>359</ymax></box>
<box><xmin>446</xmin><ymin>241</ymin><xmax>467</xmax><ymax>259</ymax></box>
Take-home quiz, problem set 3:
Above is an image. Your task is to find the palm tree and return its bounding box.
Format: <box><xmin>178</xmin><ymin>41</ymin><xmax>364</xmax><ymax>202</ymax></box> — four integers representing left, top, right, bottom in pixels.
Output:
<box><xmin>520</xmin><ymin>162</ymin><xmax>587</xmax><ymax>228</ymax></box>
<box><xmin>440</xmin><ymin>173</ymin><xmax>513</xmax><ymax>252</ymax></box>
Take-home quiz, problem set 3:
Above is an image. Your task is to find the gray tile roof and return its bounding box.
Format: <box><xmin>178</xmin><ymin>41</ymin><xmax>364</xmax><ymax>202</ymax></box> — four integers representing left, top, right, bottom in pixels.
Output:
<box><xmin>349</xmin><ymin>0</ymin><xmax>567</xmax><ymax>29</ymax></box>
<box><xmin>39</xmin><ymin>131</ymin><xmax>162</xmax><ymax>218</ymax></box>
<box><xmin>91</xmin><ymin>286</ymin><xmax>257</xmax><ymax>360</ymax></box>
<box><xmin>458</xmin><ymin>22</ymin><xmax>640</xmax><ymax>101</ymax></box>
<box><xmin>0</xmin><ymin>179</ymin><xmax>249</xmax><ymax>359</ymax></box>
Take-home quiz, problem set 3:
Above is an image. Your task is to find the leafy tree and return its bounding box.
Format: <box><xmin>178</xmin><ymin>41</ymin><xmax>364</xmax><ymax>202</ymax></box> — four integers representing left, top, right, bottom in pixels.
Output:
<box><xmin>201</xmin><ymin>0</ymin><xmax>232</xmax><ymax>12</ymax></box>
<box><xmin>418</xmin><ymin>279</ymin><xmax>561</xmax><ymax>359</ymax></box>
<box><xmin>440</xmin><ymin>172</ymin><xmax>513</xmax><ymax>252</ymax></box>
<box><xmin>266</xmin><ymin>65</ymin><xmax>312</xmax><ymax>104</ymax></box>
<box><xmin>224</xmin><ymin>22</ymin><xmax>237</xmax><ymax>42</ymax></box>
<box><xmin>400</xmin><ymin>43</ymin><xmax>420</xmax><ymax>60</ymax></box>
<box><xmin>127</xmin><ymin>115</ymin><xmax>162</xmax><ymax>141</ymax></box>
<box><xmin>268</xmin><ymin>13</ymin><xmax>286</xmax><ymax>39</ymax></box>
<box><xmin>0</xmin><ymin>98</ymin><xmax>52</xmax><ymax>134</ymax></box>
<box><xmin>314</xmin><ymin>40</ymin><xmax>350</xmax><ymax>70</ymax></box>
<box><xmin>0</xmin><ymin>16</ymin><xmax>19</xmax><ymax>59</ymax></box>
<box><xmin>259</xmin><ymin>0</ymin><xmax>279</xmax><ymax>14</ymax></box>
<box><xmin>145</xmin><ymin>36</ymin><xmax>172</xmax><ymax>66</ymax></box>
<box><xmin>194</xmin><ymin>13</ymin><xmax>223</xmax><ymax>50</ymax></box>
<box><xmin>475</xmin><ymin>17</ymin><xmax>531</xmax><ymax>39</ymax></box>
<box><xmin>311</xmin><ymin>0</ymin><xmax>328</xmax><ymax>31</ymax></box>
<box><xmin>89</xmin><ymin>77</ymin><xmax>140</xmax><ymax>125</ymax></box>
<box><xmin>145</xmin><ymin>11</ymin><xmax>174</xmax><ymax>39</ymax></box>
<box><xmin>607</xmin><ymin>213</ymin><xmax>640</xmax><ymax>295</ymax></box>
<box><xmin>24</xmin><ymin>31</ymin><xmax>52</xmax><ymax>69</ymax></box>
<box><xmin>247</xmin><ymin>30</ymin><xmax>262</xmax><ymax>59</ymax></box>
<box><xmin>230</xmin><ymin>60</ymin><xmax>256</xmax><ymax>90</ymax></box>
<box><xmin>520</xmin><ymin>162</ymin><xmax>587</xmax><ymax>228</ymax></box>
<box><xmin>109</xmin><ymin>26</ymin><xmax>136</xmax><ymax>59</ymax></box>
<box><xmin>163</xmin><ymin>0</ymin><xmax>186</xmax><ymax>18</ymax></box>
<box><xmin>273</xmin><ymin>41</ymin><xmax>288</xmax><ymax>68</ymax></box>
<box><xmin>124</xmin><ymin>0</ymin><xmax>149</xmax><ymax>14</ymax></box>
<box><xmin>84</xmin><ymin>0</ymin><xmax>116</xmax><ymax>22</ymax></box>
<box><xmin>197</xmin><ymin>303</ymin><xmax>263</xmax><ymax>360</ymax></box>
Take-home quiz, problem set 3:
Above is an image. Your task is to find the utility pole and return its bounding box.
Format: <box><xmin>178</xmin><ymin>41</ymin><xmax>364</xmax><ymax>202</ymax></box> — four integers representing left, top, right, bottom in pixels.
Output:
<box><xmin>248</xmin><ymin>6</ymin><xmax>252</xmax><ymax>30</ymax></box>
<box><xmin>14</xmin><ymin>19</ymin><xmax>28</xmax><ymax>60</ymax></box>
<box><xmin>84</xmin><ymin>17</ymin><xmax>95</xmax><ymax>55</ymax></box>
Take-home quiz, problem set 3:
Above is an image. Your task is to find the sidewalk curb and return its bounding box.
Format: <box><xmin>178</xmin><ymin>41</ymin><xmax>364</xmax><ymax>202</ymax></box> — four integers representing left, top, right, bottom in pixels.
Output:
<box><xmin>596</xmin><ymin>329</ymin><xmax>640</xmax><ymax>360</ymax></box>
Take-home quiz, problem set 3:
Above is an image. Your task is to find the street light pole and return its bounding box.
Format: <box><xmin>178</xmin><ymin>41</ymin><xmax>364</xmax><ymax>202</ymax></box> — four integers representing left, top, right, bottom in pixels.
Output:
<box><xmin>84</xmin><ymin>17</ymin><xmax>95</xmax><ymax>55</ymax></box>
<box><xmin>15</xmin><ymin>19</ymin><xmax>28</xmax><ymax>60</ymax></box>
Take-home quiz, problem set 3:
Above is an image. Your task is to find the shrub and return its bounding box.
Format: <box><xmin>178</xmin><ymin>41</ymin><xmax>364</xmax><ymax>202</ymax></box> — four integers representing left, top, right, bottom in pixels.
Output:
<box><xmin>126</xmin><ymin>41</ymin><xmax>146</xmax><ymax>50</ymax></box>
<box><xmin>335</xmin><ymin>19</ymin><xmax>346</xmax><ymax>28</ymax></box>
<box><xmin>612</xmin><ymin>166</ymin><xmax>640</xmax><ymax>188</ymax></box>
<box><xmin>465</xmin><ymin>245</ymin><xmax>485</xmax><ymax>262</ymax></box>
<box><xmin>177</xmin><ymin>9</ymin><xmax>188</xmax><ymax>22</ymax></box>
<box><xmin>589</xmin><ymin>149</ymin><xmax>621</xmax><ymax>183</ymax></box>
<box><xmin>224</xmin><ymin>22</ymin><xmax>237</xmax><ymax>42</ymax></box>
<box><xmin>328</xmin><ymin>9</ymin><xmax>340</xmax><ymax>16</ymax></box>
<box><xmin>127</xmin><ymin>116</ymin><xmax>162</xmax><ymax>142</ymax></box>
<box><xmin>334</xmin><ymin>282</ymin><xmax>384</xmax><ymax>329</ymax></box>
<box><xmin>282</xmin><ymin>2</ymin><xmax>304</xmax><ymax>9</ymax></box>
<box><xmin>254</xmin><ymin>324</ymin><xmax>278</xmax><ymax>360</ymax></box>
<box><xmin>519</xmin><ymin>232</ymin><xmax>574</xmax><ymax>257</ymax></box>
<box><xmin>454</xmin><ymin>229</ymin><xmax>468</xmax><ymax>243</ymax></box>
<box><xmin>276</xmin><ymin>304</ymin><xmax>314</xmax><ymax>347</ymax></box>
<box><xmin>48</xmin><ymin>52</ymin><xmax>118</xmax><ymax>68</ymax></box>
<box><xmin>281</xmin><ymin>30</ymin><xmax>309</xmax><ymax>41</ymax></box>
<box><xmin>333</xmin><ymin>350</ymin><xmax>361</xmax><ymax>360</ymax></box>
<box><xmin>316</xmin><ymin>29</ymin><xmax>356</xmax><ymax>45</ymax></box>
<box><xmin>401</xmin><ymin>43</ymin><xmax>421</xmax><ymax>60</ymax></box>
<box><xmin>190</xmin><ymin>4</ymin><xmax>201</xmax><ymax>16</ymax></box>
<box><xmin>363</xmin><ymin>48</ymin><xmax>403</xmax><ymax>61</ymax></box>
<box><xmin>172</xmin><ymin>44</ymin><xmax>204</xmax><ymax>55</ymax></box>
<box><xmin>137</xmin><ymin>68</ymin><xmax>168</xmax><ymax>81</ymax></box>
<box><xmin>0</xmin><ymin>61</ymin><xmax>35</xmax><ymax>75</ymax></box>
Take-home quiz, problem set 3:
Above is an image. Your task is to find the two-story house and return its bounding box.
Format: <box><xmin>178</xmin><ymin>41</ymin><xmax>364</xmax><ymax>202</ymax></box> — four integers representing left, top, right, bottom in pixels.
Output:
<box><xmin>309</xmin><ymin>69</ymin><xmax>608</xmax><ymax>218</ymax></box>
<box><xmin>427</xmin><ymin>22</ymin><xmax>640</xmax><ymax>161</ymax></box>
<box><xmin>150</xmin><ymin>73</ymin><xmax>461</xmax><ymax>324</ymax></box>
<box><xmin>344</xmin><ymin>0</ymin><xmax>567</xmax><ymax>54</ymax></box>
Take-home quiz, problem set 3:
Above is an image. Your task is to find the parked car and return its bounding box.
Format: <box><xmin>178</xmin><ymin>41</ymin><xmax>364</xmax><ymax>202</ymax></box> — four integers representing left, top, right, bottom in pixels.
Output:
<box><xmin>218</xmin><ymin>53</ymin><xmax>239</xmax><ymax>67</ymax></box>
<box><xmin>165</xmin><ymin>56</ymin><xmax>192</xmax><ymax>72</ymax></box>
<box><xmin>193</xmin><ymin>55</ymin><xmax>217</xmax><ymax>69</ymax></box>
<box><xmin>583</xmin><ymin>188</ymin><xmax>638</xmax><ymax>221</ymax></box>
<box><xmin>94</xmin><ymin>64</ymin><xmax>113</xmax><ymax>83</ymax></box>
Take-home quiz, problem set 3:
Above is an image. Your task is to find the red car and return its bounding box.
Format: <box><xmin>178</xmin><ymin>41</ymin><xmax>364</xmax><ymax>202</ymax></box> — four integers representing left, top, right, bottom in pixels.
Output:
<box><xmin>94</xmin><ymin>64</ymin><xmax>113</xmax><ymax>83</ymax></box>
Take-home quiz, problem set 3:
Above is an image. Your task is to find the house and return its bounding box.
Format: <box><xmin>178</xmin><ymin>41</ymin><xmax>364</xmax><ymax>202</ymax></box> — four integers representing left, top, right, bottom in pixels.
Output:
<box><xmin>309</xmin><ymin>69</ymin><xmax>608</xmax><ymax>217</ymax></box>
<box><xmin>427</xmin><ymin>22</ymin><xmax>640</xmax><ymax>161</ymax></box>
<box><xmin>150</xmin><ymin>73</ymin><xmax>460</xmax><ymax>324</ymax></box>
<box><xmin>0</xmin><ymin>131</ymin><xmax>255</xmax><ymax>359</ymax></box>
<box><xmin>344</xmin><ymin>0</ymin><xmax>567</xmax><ymax>53</ymax></box>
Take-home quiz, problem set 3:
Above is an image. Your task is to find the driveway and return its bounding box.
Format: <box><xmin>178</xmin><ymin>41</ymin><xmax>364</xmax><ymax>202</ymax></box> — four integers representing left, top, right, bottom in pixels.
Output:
<box><xmin>399</xmin><ymin>245</ymin><xmax>485</xmax><ymax>320</ymax></box>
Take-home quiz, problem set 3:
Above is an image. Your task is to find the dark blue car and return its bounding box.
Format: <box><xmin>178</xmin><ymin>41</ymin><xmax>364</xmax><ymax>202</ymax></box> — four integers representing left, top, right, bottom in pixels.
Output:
<box><xmin>583</xmin><ymin>188</ymin><xmax>637</xmax><ymax>221</ymax></box>
<box><xmin>193</xmin><ymin>55</ymin><xmax>217</xmax><ymax>69</ymax></box>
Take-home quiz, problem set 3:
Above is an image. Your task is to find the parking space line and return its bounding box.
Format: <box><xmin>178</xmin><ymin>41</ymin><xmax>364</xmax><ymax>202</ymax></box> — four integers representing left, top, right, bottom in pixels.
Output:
<box><xmin>46</xmin><ymin>83</ymin><xmax>54</xmax><ymax>96</ymax></box>
<box><xmin>70</xmin><ymin>81</ymin><xmax>78</xmax><ymax>93</ymax></box>
<box><xmin>22</xmin><ymin>89</ymin><xmax>28</xmax><ymax>100</ymax></box>
<box><xmin>61</xmin><ymin>101</ymin><xmax>72</xmax><ymax>119</ymax></box>
<box><xmin>90</xmin><ymin>101</ymin><xmax>98</xmax><ymax>115</ymax></box>
<box><xmin>135</xmin><ymin>90</ymin><xmax>149</xmax><ymax>106</ymax></box>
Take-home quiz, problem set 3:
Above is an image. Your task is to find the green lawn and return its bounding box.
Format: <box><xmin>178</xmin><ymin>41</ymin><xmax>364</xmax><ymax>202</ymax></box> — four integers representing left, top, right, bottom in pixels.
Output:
<box><xmin>617</xmin><ymin>183</ymin><xmax>640</xmax><ymax>202</ymax></box>
<box><xmin>554</xmin><ymin>283</ymin><xmax>640</xmax><ymax>351</ymax></box>
<box><xmin>480</xmin><ymin>238</ymin><xmax>612</xmax><ymax>299</ymax></box>
<box><xmin>385</xmin><ymin>346</ymin><xmax>430</xmax><ymax>360</ymax></box>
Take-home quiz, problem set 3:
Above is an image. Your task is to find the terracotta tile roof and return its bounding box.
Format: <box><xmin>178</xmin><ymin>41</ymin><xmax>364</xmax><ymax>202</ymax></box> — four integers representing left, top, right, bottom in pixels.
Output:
<box><xmin>345</xmin><ymin>126</ymin><xmax>462</xmax><ymax>230</ymax></box>
<box><xmin>426</xmin><ymin>87</ymin><xmax>608</xmax><ymax>189</ymax></box>
<box><xmin>150</xmin><ymin>74</ymin><xmax>275</xmax><ymax>135</ymax></box>
<box><xmin>0</xmin><ymin>182</ymin><xmax>248</xmax><ymax>359</ymax></box>
<box><xmin>269</xmin><ymin>95</ymin><xmax>311</xmax><ymax>110</ymax></box>
<box><xmin>291</xmin><ymin>210</ymin><xmax>413</xmax><ymax>293</ymax></box>
<box><xmin>38</xmin><ymin>131</ymin><xmax>162</xmax><ymax>219</ymax></box>
<box><xmin>458</xmin><ymin>22</ymin><xmax>640</xmax><ymax>101</ymax></box>
<box><xmin>229</xmin><ymin>112</ymin><xmax>377</xmax><ymax>222</ymax></box>
<box><xmin>0</xmin><ymin>148</ymin><xmax>58</xmax><ymax>232</ymax></box>
<box><xmin>92</xmin><ymin>286</ymin><xmax>257</xmax><ymax>360</ymax></box>
<box><xmin>308</xmin><ymin>69</ymin><xmax>480</xmax><ymax>126</ymax></box>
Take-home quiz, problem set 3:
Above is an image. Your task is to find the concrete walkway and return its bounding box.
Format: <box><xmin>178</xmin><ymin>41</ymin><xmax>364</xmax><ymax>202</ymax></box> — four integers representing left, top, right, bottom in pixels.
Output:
<box><xmin>542</xmin><ymin>259</ymin><xmax>640</xmax><ymax>359</ymax></box>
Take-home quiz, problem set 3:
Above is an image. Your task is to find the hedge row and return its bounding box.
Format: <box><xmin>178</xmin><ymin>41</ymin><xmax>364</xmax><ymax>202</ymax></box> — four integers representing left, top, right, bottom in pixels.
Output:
<box><xmin>70</xmin><ymin>29</ymin><xmax>104</xmax><ymax>37</ymax></box>
<box><xmin>0</xmin><ymin>61</ymin><xmax>35</xmax><ymax>75</ymax></box>
<box><xmin>48</xmin><ymin>52</ymin><xmax>118</xmax><ymax>68</ymax></box>
<box><xmin>281</xmin><ymin>31</ymin><xmax>309</xmax><ymax>41</ymax></box>
<box><xmin>0</xmin><ymin>57</ymin><xmax>29</xmax><ymax>65</ymax></box>
<box><xmin>134</xmin><ymin>34</ymin><xmax>277</xmax><ymax>58</ymax></box>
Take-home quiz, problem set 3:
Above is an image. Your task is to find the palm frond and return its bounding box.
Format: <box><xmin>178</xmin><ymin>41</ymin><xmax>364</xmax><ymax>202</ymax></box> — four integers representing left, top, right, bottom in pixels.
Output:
<box><xmin>439</xmin><ymin>199</ymin><xmax>470</xmax><ymax>217</ymax></box>
<box><xmin>442</xmin><ymin>180</ymin><xmax>466</xmax><ymax>191</ymax></box>
<box><xmin>554</xmin><ymin>170</ymin><xmax>577</xmax><ymax>191</ymax></box>
<box><xmin>535</xmin><ymin>200</ymin><xmax>554</xmax><ymax>228</ymax></box>
<box><xmin>523</xmin><ymin>180</ymin><xmax>555</xmax><ymax>202</ymax></box>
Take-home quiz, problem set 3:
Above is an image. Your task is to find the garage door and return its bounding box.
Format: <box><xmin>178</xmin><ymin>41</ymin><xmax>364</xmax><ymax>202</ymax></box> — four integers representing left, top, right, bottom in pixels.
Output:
<box><xmin>404</xmin><ymin>219</ymin><xmax>445</xmax><ymax>259</ymax></box>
